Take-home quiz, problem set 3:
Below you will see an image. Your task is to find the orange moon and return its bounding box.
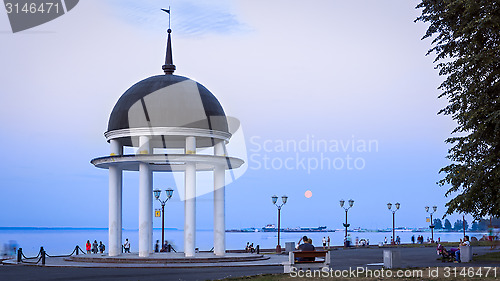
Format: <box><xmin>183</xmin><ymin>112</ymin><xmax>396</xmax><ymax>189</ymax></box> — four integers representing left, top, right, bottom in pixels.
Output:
<box><xmin>304</xmin><ymin>190</ymin><xmax>312</xmax><ymax>198</ymax></box>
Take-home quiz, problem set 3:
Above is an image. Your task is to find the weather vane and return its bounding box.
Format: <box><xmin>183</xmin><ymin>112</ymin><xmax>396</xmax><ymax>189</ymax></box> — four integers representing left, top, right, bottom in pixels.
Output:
<box><xmin>161</xmin><ymin>7</ymin><xmax>171</xmax><ymax>29</ymax></box>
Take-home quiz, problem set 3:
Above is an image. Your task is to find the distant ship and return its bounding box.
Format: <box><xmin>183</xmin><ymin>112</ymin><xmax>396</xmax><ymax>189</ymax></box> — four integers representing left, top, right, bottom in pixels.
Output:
<box><xmin>226</xmin><ymin>224</ymin><xmax>329</xmax><ymax>233</ymax></box>
<box><xmin>261</xmin><ymin>224</ymin><xmax>328</xmax><ymax>232</ymax></box>
<box><xmin>226</xmin><ymin>228</ymin><xmax>258</xmax><ymax>233</ymax></box>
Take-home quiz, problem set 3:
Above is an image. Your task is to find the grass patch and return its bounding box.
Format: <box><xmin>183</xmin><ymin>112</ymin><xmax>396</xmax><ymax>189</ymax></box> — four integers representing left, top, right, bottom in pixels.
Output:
<box><xmin>474</xmin><ymin>251</ymin><xmax>500</xmax><ymax>261</ymax></box>
<box><xmin>222</xmin><ymin>267</ymin><xmax>500</xmax><ymax>281</ymax></box>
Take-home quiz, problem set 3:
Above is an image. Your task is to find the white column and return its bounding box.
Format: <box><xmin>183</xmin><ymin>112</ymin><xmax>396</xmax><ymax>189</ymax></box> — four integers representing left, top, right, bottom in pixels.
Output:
<box><xmin>184</xmin><ymin>136</ymin><xmax>196</xmax><ymax>257</ymax></box>
<box><xmin>138</xmin><ymin>136</ymin><xmax>152</xmax><ymax>257</ymax></box>
<box><xmin>148</xmin><ymin>169</ymin><xmax>153</xmax><ymax>254</ymax></box>
<box><xmin>213</xmin><ymin>141</ymin><xmax>226</xmax><ymax>256</ymax></box>
<box><xmin>109</xmin><ymin>140</ymin><xmax>123</xmax><ymax>256</ymax></box>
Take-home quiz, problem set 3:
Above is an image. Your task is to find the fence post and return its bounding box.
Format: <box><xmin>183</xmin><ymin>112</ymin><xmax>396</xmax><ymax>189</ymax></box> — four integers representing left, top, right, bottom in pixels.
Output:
<box><xmin>75</xmin><ymin>245</ymin><xmax>79</xmax><ymax>255</ymax></box>
<box><xmin>40</xmin><ymin>247</ymin><xmax>45</xmax><ymax>266</ymax></box>
<box><xmin>17</xmin><ymin>248</ymin><xmax>22</xmax><ymax>263</ymax></box>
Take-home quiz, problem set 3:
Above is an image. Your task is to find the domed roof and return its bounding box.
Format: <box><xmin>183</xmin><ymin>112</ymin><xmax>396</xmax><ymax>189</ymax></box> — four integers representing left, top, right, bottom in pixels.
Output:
<box><xmin>105</xmin><ymin>27</ymin><xmax>229</xmax><ymax>148</ymax></box>
<box><xmin>107</xmin><ymin>74</ymin><xmax>228</xmax><ymax>133</ymax></box>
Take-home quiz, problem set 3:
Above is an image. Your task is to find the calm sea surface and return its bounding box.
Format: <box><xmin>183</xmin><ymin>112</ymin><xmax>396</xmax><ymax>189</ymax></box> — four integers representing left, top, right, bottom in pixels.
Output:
<box><xmin>0</xmin><ymin>228</ymin><xmax>487</xmax><ymax>256</ymax></box>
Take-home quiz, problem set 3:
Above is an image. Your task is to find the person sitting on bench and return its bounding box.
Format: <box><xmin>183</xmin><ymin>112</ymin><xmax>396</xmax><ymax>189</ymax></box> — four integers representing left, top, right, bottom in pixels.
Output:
<box><xmin>437</xmin><ymin>243</ymin><xmax>457</xmax><ymax>262</ymax></box>
<box><xmin>454</xmin><ymin>236</ymin><xmax>470</xmax><ymax>263</ymax></box>
<box><xmin>296</xmin><ymin>236</ymin><xmax>315</xmax><ymax>261</ymax></box>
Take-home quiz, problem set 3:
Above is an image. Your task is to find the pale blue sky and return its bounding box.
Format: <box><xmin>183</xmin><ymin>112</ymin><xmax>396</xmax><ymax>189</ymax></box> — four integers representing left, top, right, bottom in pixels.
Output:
<box><xmin>0</xmin><ymin>0</ymin><xmax>472</xmax><ymax>231</ymax></box>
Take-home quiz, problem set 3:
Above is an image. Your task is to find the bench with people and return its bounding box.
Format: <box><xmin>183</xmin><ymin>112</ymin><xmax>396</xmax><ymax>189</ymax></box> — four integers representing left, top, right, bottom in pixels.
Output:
<box><xmin>436</xmin><ymin>236</ymin><xmax>471</xmax><ymax>263</ymax></box>
<box><xmin>283</xmin><ymin>236</ymin><xmax>330</xmax><ymax>273</ymax></box>
<box><xmin>245</xmin><ymin>242</ymin><xmax>256</xmax><ymax>253</ymax></box>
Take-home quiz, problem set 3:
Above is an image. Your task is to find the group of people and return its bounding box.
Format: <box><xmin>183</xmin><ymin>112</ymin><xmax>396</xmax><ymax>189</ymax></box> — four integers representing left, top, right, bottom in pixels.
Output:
<box><xmin>321</xmin><ymin>236</ymin><xmax>331</xmax><ymax>249</ymax></box>
<box><xmin>88</xmin><ymin>238</ymin><xmax>175</xmax><ymax>254</ymax></box>
<box><xmin>245</xmin><ymin>242</ymin><xmax>256</xmax><ymax>253</ymax></box>
<box><xmin>85</xmin><ymin>240</ymin><xmax>105</xmax><ymax>254</ymax></box>
<box><xmin>295</xmin><ymin>236</ymin><xmax>316</xmax><ymax>261</ymax></box>
<box><xmin>395</xmin><ymin>236</ymin><xmax>401</xmax><ymax>244</ymax></box>
<box><xmin>383</xmin><ymin>236</ymin><xmax>401</xmax><ymax>245</ymax></box>
<box><xmin>412</xmin><ymin>235</ymin><xmax>425</xmax><ymax>244</ymax></box>
<box><xmin>154</xmin><ymin>240</ymin><xmax>175</xmax><ymax>252</ymax></box>
<box><xmin>344</xmin><ymin>234</ymin><xmax>352</xmax><ymax>247</ymax></box>
<box><xmin>344</xmin><ymin>235</ymin><xmax>369</xmax><ymax>247</ymax></box>
<box><xmin>437</xmin><ymin>235</ymin><xmax>470</xmax><ymax>263</ymax></box>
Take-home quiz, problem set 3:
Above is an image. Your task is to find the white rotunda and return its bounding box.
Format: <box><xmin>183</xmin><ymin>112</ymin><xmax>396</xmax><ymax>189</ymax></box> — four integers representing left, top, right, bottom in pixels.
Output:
<box><xmin>91</xmin><ymin>28</ymin><xmax>244</xmax><ymax>258</ymax></box>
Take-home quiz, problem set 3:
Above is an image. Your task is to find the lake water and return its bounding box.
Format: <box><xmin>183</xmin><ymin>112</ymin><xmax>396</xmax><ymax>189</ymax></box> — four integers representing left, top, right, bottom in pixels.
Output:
<box><xmin>0</xmin><ymin>228</ymin><xmax>487</xmax><ymax>256</ymax></box>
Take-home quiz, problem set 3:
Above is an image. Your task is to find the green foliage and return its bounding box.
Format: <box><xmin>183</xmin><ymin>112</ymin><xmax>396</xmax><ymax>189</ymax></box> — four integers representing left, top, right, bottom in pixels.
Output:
<box><xmin>471</xmin><ymin>221</ymin><xmax>480</xmax><ymax>231</ymax></box>
<box><xmin>453</xmin><ymin>218</ymin><xmax>469</xmax><ymax>230</ymax></box>
<box><xmin>433</xmin><ymin>218</ymin><xmax>443</xmax><ymax>229</ymax></box>
<box><xmin>416</xmin><ymin>0</ymin><xmax>500</xmax><ymax>219</ymax></box>
<box><xmin>444</xmin><ymin>218</ymin><xmax>453</xmax><ymax>230</ymax></box>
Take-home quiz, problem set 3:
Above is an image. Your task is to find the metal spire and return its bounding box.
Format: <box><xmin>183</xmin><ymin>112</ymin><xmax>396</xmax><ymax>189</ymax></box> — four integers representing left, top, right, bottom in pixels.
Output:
<box><xmin>161</xmin><ymin>8</ymin><xmax>176</xmax><ymax>75</ymax></box>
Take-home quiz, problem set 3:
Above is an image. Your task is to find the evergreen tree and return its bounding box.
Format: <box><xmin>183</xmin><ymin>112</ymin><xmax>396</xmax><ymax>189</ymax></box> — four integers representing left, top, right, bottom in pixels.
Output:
<box><xmin>453</xmin><ymin>219</ymin><xmax>470</xmax><ymax>231</ymax></box>
<box><xmin>433</xmin><ymin>218</ymin><xmax>443</xmax><ymax>229</ymax></box>
<box><xmin>478</xmin><ymin>218</ymin><xmax>495</xmax><ymax>230</ymax></box>
<box><xmin>416</xmin><ymin>0</ymin><xmax>500</xmax><ymax>219</ymax></box>
<box><xmin>444</xmin><ymin>219</ymin><xmax>452</xmax><ymax>231</ymax></box>
<box><xmin>471</xmin><ymin>221</ymin><xmax>480</xmax><ymax>231</ymax></box>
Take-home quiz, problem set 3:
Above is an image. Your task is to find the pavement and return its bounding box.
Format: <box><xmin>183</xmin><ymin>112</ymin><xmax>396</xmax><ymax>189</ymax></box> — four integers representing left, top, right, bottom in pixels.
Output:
<box><xmin>328</xmin><ymin>246</ymin><xmax>500</xmax><ymax>269</ymax></box>
<box><xmin>3</xmin><ymin>252</ymin><xmax>278</xmax><ymax>268</ymax></box>
<box><xmin>0</xmin><ymin>246</ymin><xmax>499</xmax><ymax>280</ymax></box>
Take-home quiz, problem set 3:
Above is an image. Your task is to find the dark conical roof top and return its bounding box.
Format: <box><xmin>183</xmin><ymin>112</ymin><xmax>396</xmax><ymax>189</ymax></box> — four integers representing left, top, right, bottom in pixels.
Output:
<box><xmin>106</xmin><ymin>24</ymin><xmax>229</xmax><ymax>148</ymax></box>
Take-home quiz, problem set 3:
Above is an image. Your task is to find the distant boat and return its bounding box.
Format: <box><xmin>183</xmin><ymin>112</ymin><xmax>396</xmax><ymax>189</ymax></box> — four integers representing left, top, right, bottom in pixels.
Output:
<box><xmin>291</xmin><ymin>226</ymin><xmax>327</xmax><ymax>232</ymax></box>
<box><xmin>260</xmin><ymin>224</ymin><xmax>327</xmax><ymax>232</ymax></box>
<box><xmin>261</xmin><ymin>224</ymin><xmax>277</xmax><ymax>232</ymax></box>
<box><xmin>226</xmin><ymin>227</ymin><xmax>258</xmax><ymax>233</ymax></box>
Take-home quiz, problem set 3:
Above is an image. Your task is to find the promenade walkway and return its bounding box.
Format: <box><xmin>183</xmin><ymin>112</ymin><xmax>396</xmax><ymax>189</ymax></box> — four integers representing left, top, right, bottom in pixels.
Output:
<box><xmin>0</xmin><ymin>246</ymin><xmax>498</xmax><ymax>280</ymax></box>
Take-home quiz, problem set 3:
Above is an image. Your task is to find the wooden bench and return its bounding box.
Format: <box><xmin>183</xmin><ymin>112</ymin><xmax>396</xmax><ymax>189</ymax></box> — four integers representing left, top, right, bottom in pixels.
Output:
<box><xmin>283</xmin><ymin>251</ymin><xmax>330</xmax><ymax>273</ymax></box>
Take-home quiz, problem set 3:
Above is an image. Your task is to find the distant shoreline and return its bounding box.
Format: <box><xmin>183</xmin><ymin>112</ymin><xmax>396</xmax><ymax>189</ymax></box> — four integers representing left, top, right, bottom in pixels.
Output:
<box><xmin>0</xmin><ymin>227</ymin><xmax>178</xmax><ymax>231</ymax></box>
<box><xmin>0</xmin><ymin>227</ymin><xmax>488</xmax><ymax>234</ymax></box>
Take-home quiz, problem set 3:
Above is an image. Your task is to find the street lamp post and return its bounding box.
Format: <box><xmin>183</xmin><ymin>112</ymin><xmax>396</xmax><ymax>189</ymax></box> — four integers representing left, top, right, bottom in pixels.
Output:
<box><xmin>463</xmin><ymin>214</ymin><xmax>466</xmax><ymax>240</ymax></box>
<box><xmin>339</xmin><ymin>199</ymin><xmax>354</xmax><ymax>246</ymax></box>
<box><xmin>425</xmin><ymin>206</ymin><xmax>437</xmax><ymax>243</ymax></box>
<box><xmin>387</xmin><ymin>202</ymin><xmax>400</xmax><ymax>245</ymax></box>
<box><xmin>272</xmin><ymin>195</ymin><xmax>288</xmax><ymax>253</ymax></box>
<box><xmin>154</xmin><ymin>188</ymin><xmax>174</xmax><ymax>250</ymax></box>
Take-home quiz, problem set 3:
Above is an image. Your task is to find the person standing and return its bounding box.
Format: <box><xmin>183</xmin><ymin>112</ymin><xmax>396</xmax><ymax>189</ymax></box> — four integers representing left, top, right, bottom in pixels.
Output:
<box><xmin>327</xmin><ymin>236</ymin><xmax>331</xmax><ymax>249</ymax></box>
<box><xmin>98</xmin><ymin>241</ymin><xmax>105</xmax><ymax>254</ymax></box>
<box><xmin>411</xmin><ymin>235</ymin><xmax>415</xmax><ymax>244</ymax></box>
<box><xmin>123</xmin><ymin>238</ymin><xmax>131</xmax><ymax>253</ymax></box>
<box><xmin>384</xmin><ymin>237</ymin><xmax>387</xmax><ymax>245</ymax></box>
<box><xmin>322</xmin><ymin>237</ymin><xmax>327</xmax><ymax>250</ymax></box>
<box><xmin>92</xmin><ymin>240</ymin><xmax>98</xmax><ymax>254</ymax></box>
<box><xmin>154</xmin><ymin>240</ymin><xmax>160</xmax><ymax>253</ymax></box>
<box><xmin>85</xmin><ymin>240</ymin><xmax>91</xmax><ymax>254</ymax></box>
